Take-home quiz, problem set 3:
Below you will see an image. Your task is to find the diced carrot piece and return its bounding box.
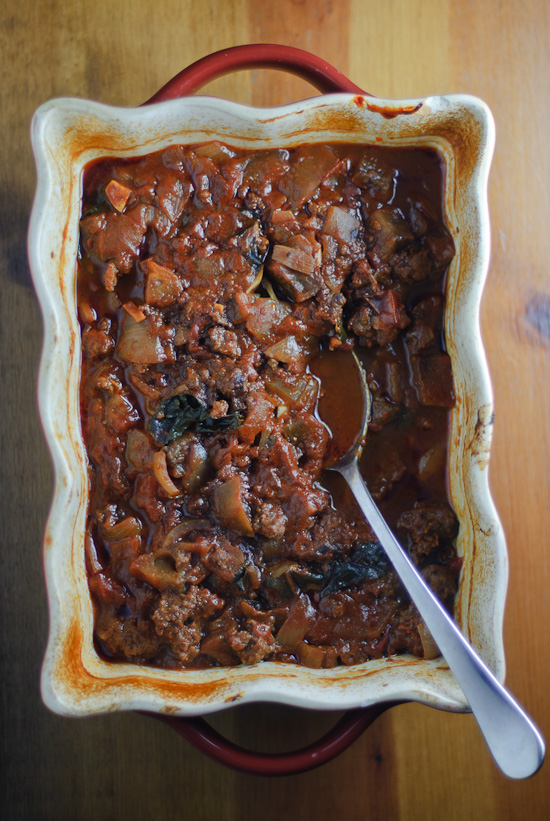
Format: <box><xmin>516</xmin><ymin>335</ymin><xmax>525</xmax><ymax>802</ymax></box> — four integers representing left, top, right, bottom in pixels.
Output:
<box><xmin>123</xmin><ymin>301</ymin><xmax>147</xmax><ymax>323</ymax></box>
<box><xmin>78</xmin><ymin>299</ymin><xmax>96</xmax><ymax>324</ymax></box>
<box><xmin>105</xmin><ymin>179</ymin><xmax>132</xmax><ymax>212</ymax></box>
<box><xmin>103</xmin><ymin>261</ymin><xmax>118</xmax><ymax>291</ymax></box>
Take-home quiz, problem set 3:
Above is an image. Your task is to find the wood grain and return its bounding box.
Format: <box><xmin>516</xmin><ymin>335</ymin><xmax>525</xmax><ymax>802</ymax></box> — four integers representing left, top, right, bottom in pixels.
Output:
<box><xmin>1</xmin><ymin>0</ymin><xmax>549</xmax><ymax>818</ymax></box>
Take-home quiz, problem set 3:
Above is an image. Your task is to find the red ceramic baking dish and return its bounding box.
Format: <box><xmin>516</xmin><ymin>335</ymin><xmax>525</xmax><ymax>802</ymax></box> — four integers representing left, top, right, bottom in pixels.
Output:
<box><xmin>29</xmin><ymin>45</ymin><xmax>504</xmax><ymax>775</ymax></box>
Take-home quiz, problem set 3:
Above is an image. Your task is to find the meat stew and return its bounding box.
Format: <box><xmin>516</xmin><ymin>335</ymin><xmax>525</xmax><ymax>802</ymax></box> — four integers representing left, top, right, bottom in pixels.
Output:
<box><xmin>78</xmin><ymin>140</ymin><xmax>460</xmax><ymax>670</ymax></box>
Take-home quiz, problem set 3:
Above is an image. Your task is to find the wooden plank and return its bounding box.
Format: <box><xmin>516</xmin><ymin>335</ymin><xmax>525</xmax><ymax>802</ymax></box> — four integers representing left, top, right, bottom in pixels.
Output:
<box><xmin>1</xmin><ymin>0</ymin><xmax>548</xmax><ymax>817</ymax></box>
<box><xmin>449</xmin><ymin>0</ymin><xmax>550</xmax><ymax>813</ymax></box>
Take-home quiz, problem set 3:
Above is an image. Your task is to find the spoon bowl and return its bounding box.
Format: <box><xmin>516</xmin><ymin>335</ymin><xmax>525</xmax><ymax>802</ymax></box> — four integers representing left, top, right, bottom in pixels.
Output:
<box><xmin>310</xmin><ymin>346</ymin><xmax>369</xmax><ymax>469</ymax></box>
<box><xmin>311</xmin><ymin>346</ymin><xmax>545</xmax><ymax>780</ymax></box>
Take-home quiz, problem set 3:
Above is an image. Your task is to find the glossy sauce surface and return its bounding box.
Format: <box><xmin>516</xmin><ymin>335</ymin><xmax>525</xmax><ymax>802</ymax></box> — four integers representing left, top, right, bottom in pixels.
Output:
<box><xmin>310</xmin><ymin>348</ymin><xmax>368</xmax><ymax>467</ymax></box>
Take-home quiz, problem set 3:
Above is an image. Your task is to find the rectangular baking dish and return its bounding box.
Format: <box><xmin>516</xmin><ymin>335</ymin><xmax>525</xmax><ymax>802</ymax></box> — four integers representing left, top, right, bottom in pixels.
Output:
<box><xmin>29</xmin><ymin>65</ymin><xmax>503</xmax><ymax>718</ymax></box>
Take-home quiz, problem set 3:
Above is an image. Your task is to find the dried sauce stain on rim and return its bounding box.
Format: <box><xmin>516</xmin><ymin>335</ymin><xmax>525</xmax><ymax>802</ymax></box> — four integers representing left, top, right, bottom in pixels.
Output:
<box><xmin>468</xmin><ymin>403</ymin><xmax>494</xmax><ymax>471</ymax></box>
<box><xmin>61</xmin><ymin>616</ymin><xmax>233</xmax><ymax>703</ymax></box>
<box><xmin>225</xmin><ymin>692</ymin><xmax>243</xmax><ymax>703</ymax></box>
<box><xmin>76</xmin><ymin>137</ymin><xmax>462</xmax><ymax>677</ymax></box>
<box><xmin>366</xmin><ymin>101</ymin><xmax>424</xmax><ymax>119</ymax></box>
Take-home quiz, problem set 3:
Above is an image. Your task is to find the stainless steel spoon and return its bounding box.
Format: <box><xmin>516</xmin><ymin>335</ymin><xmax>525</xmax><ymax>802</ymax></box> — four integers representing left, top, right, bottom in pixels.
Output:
<box><xmin>311</xmin><ymin>348</ymin><xmax>545</xmax><ymax>779</ymax></box>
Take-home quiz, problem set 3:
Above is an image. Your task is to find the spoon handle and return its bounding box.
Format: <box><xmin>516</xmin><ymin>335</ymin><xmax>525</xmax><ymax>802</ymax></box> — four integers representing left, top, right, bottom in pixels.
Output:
<box><xmin>340</xmin><ymin>459</ymin><xmax>545</xmax><ymax>779</ymax></box>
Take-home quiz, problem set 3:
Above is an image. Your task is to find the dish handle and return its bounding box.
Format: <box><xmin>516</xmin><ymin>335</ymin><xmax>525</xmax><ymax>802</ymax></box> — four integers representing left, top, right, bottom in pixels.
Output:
<box><xmin>142</xmin><ymin>43</ymin><xmax>367</xmax><ymax>104</ymax></box>
<box><xmin>140</xmin><ymin>44</ymin><xmax>379</xmax><ymax>776</ymax></box>
<box><xmin>142</xmin><ymin>702</ymin><xmax>400</xmax><ymax>776</ymax></box>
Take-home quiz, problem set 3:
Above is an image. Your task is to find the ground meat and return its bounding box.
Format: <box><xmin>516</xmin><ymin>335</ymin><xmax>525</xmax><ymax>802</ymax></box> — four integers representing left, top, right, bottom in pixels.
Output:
<box><xmin>207</xmin><ymin>327</ymin><xmax>241</xmax><ymax>358</ymax></box>
<box><xmin>397</xmin><ymin>501</ymin><xmax>459</xmax><ymax>558</ymax></box>
<box><xmin>390</xmin><ymin>247</ymin><xmax>433</xmax><ymax>283</ymax></box>
<box><xmin>368</xmin><ymin>449</ymin><xmax>407</xmax><ymax>500</ymax></box>
<box><xmin>352</xmin><ymin>156</ymin><xmax>394</xmax><ymax>200</ymax></box>
<box><xmin>387</xmin><ymin>604</ymin><xmax>423</xmax><ymax>657</ymax></box>
<box><xmin>368</xmin><ymin>396</ymin><xmax>401</xmax><ymax>431</ymax></box>
<box><xmin>82</xmin><ymin>327</ymin><xmax>115</xmax><ymax>359</ymax></box>
<box><xmin>405</xmin><ymin>318</ymin><xmax>436</xmax><ymax>354</ymax></box>
<box><xmin>95</xmin><ymin>616</ymin><xmax>160</xmax><ymax>661</ymax></box>
<box><xmin>347</xmin><ymin>290</ymin><xmax>410</xmax><ymax>347</ymax></box>
<box><xmin>153</xmin><ymin>587</ymin><xmax>223</xmax><ymax>663</ymax></box>
<box><xmin>366</xmin><ymin>207</ymin><xmax>414</xmax><ymax>265</ymax></box>
<box><xmin>421</xmin><ymin>563</ymin><xmax>459</xmax><ymax>607</ymax></box>
<box><xmin>202</xmin><ymin>538</ymin><xmax>245</xmax><ymax>583</ymax></box>
<box><xmin>253</xmin><ymin>501</ymin><xmax>287</xmax><ymax>538</ymax></box>
<box><xmin>228</xmin><ymin>618</ymin><xmax>277</xmax><ymax>664</ymax></box>
<box><xmin>295</xmin><ymin>508</ymin><xmax>374</xmax><ymax>564</ymax></box>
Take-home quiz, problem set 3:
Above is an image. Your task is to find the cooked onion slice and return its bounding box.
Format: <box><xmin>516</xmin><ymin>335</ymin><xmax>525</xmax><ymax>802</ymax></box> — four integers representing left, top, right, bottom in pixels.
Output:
<box><xmin>234</xmin><ymin>293</ymin><xmax>292</xmax><ymax>341</ymax></box>
<box><xmin>101</xmin><ymin>516</ymin><xmax>142</xmax><ymax>542</ymax></box>
<box><xmin>152</xmin><ymin>451</ymin><xmax>181</xmax><ymax>497</ymax></box>
<box><xmin>322</xmin><ymin>205</ymin><xmax>362</xmax><ymax>244</ymax></box>
<box><xmin>417</xmin><ymin>620</ymin><xmax>440</xmax><ymax>659</ymax></box>
<box><xmin>212</xmin><ymin>475</ymin><xmax>254</xmax><ymax>536</ymax></box>
<box><xmin>297</xmin><ymin>641</ymin><xmax>326</xmax><ymax>669</ymax></box>
<box><xmin>276</xmin><ymin>594</ymin><xmax>315</xmax><ymax>650</ymax></box>
<box><xmin>117</xmin><ymin>313</ymin><xmax>174</xmax><ymax>364</ymax></box>
<box><xmin>143</xmin><ymin>258</ymin><xmax>183</xmax><ymax>308</ymax></box>
<box><xmin>130</xmin><ymin>553</ymin><xmax>180</xmax><ymax>590</ymax></box>
<box><xmin>161</xmin><ymin>519</ymin><xmax>210</xmax><ymax>552</ymax></box>
<box><xmin>85</xmin><ymin>531</ymin><xmax>102</xmax><ymax>574</ymax></box>
<box><xmin>245</xmin><ymin>264</ymin><xmax>264</xmax><ymax>294</ymax></box>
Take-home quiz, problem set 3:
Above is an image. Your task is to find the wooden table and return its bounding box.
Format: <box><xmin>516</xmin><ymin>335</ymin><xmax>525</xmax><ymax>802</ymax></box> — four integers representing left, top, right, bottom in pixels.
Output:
<box><xmin>1</xmin><ymin>1</ymin><xmax>548</xmax><ymax>818</ymax></box>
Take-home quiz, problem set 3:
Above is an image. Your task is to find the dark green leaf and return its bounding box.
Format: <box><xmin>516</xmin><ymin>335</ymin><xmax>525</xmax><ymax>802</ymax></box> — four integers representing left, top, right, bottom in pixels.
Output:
<box><xmin>321</xmin><ymin>541</ymin><xmax>389</xmax><ymax>597</ymax></box>
<box><xmin>196</xmin><ymin>411</ymin><xmax>244</xmax><ymax>434</ymax></box>
<box><xmin>351</xmin><ymin>541</ymin><xmax>390</xmax><ymax>579</ymax></box>
<box><xmin>321</xmin><ymin>562</ymin><xmax>370</xmax><ymax>597</ymax></box>
<box><xmin>149</xmin><ymin>394</ymin><xmax>242</xmax><ymax>444</ymax></box>
<box><xmin>290</xmin><ymin>568</ymin><xmax>326</xmax><ymax>591</ymax></box>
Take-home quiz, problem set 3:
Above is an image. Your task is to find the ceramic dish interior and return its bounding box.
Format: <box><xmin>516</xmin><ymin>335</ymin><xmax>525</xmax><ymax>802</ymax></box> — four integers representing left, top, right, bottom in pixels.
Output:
<box><xmin>29</xmin><ymin>91</ymin><xmax>503</xmax><ymax>717</ymax></box>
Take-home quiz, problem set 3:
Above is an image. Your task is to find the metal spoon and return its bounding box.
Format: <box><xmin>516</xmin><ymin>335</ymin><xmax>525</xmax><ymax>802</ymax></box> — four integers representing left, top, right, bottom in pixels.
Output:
<box><xmin>311</xmin><ymin>348</ymin><xmax>545</xmax><ymax>779</ymax></box>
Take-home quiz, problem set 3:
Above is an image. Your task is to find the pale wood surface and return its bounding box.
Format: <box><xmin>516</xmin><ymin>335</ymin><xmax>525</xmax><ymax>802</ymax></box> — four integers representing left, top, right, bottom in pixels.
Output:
<box><xmin>1</xmin><ymin>1</ymin><xmax>549</xmax><ymax>818</ymax></box>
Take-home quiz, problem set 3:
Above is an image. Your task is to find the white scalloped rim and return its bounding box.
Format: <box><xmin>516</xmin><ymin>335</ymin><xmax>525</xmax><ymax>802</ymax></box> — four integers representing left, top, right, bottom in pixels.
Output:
<box><xmin>29</xmin><ymin>91</ymin><xmax>504</xmax><ymax>717</ymax></box>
